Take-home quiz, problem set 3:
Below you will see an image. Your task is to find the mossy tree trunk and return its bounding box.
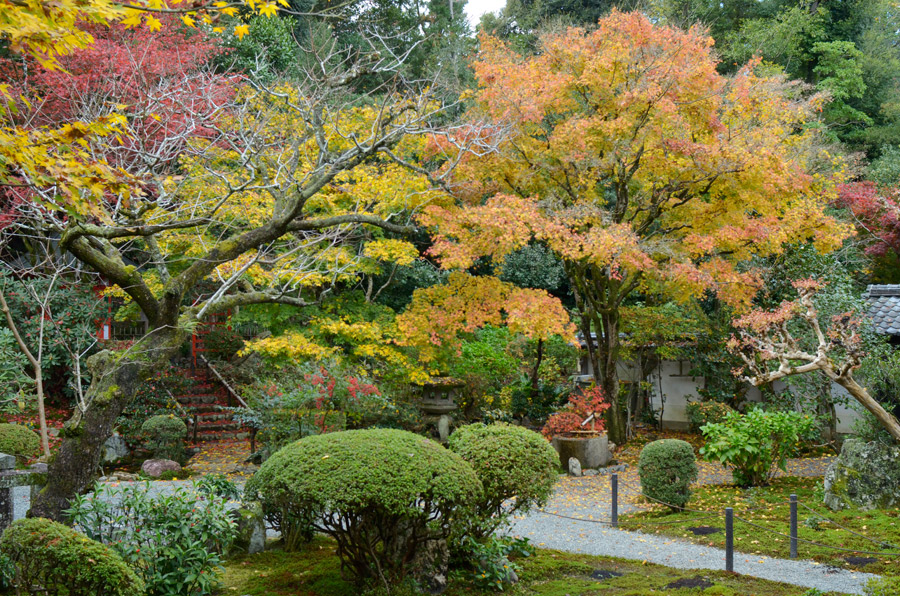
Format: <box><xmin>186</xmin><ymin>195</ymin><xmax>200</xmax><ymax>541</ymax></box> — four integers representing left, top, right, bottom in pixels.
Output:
<box><xmin>29</xmin><ymin>327</ymin><xmax>185</xmax><ymax>521</ymax></box>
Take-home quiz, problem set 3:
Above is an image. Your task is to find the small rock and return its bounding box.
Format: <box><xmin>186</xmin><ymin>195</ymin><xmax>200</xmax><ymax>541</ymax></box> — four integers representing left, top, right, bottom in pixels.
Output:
<box><xmin>102</xmin><ymin>433</ymin><xmax>130</xmax><ymax>464</ymax></box>
<box><xmin>48</xmin><ymin>428</ymin><xmax>60</xmax><ymax>438</ymax></box>
<box><xmin>112</xmin><ymin>471</ymin><xmax>140</xmax><ymax>482</ymax></box>
<box><xmin>584</xmin><ymin>469</ymin><xmax>598</xmax><ymax>476</ymax></box>
<box><xmin>608</xmin><ymin>442</ymin><xmax>616</xmax><ymax>452</ymax></box>
<box><xmin>141</xmin><ymin>459</ymin><xmax>181</xmax><ymax>478</ymax></box>
<box><xmin>568</xmin><ymin>457</ymin><xmax>582</xmax><ymax>477</ymax></box>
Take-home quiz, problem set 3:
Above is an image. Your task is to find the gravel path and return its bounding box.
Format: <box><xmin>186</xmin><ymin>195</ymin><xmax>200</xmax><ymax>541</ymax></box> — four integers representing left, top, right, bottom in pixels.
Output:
<box><xmin>505</xmin><ymin>512</ymin><xmax>878</xmax><ymax>595</ymax></box>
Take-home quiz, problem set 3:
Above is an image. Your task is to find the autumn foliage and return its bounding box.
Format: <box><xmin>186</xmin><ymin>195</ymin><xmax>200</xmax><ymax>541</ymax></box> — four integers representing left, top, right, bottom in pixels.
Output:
<box><xmin>541</xmin><ymin>386</ymin><xmax>610</xmax><ymax>439</ymax></box>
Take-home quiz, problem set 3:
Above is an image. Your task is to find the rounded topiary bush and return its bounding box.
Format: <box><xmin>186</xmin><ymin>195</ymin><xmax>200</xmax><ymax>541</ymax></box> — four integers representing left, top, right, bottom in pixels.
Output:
<box><xmin>246</xmin><ymin>428</ymin><xmax>481</xmax><ymax>587</ymax></box>
<box><xmin>0</xmin><ymin>423</ymin><xmax>40</xmax><ymax>461</ymax></box>
<box><xmin>638</xmin><ymin>439</ymin><xmax>698</xmax><ymax>511</ymax></box>
<box><xmin>0</xmin><ymin>517</ymin><xmax>144</xmax><ymax>596</ymax></box>
<box><xmin>448</xmin><ymin>423</ymin><xmax>558</xmax><ymax>536</ymax></box>
<box><xmin>141</xmin><ymin>414</ymin><xmax>187</xmax><ymax>461</ymax></box>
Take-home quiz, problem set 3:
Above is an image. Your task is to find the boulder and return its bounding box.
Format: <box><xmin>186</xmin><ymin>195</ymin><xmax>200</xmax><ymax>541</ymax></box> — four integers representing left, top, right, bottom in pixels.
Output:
<box><xmin>231</xmin><ymin>501</ymin><xmax>266</xmax><ymax>555</ymax></box>
<box><xmin>102</xmin><ymin>433</ymin><xmax>130</xmax><ymax>464</ymax></box>
<box><xmin>568</xmin><ymin>457</ymin><xmax>582</xmax><ymax>477</ymax></box>
<box><xmin>824</xmin><ymin>439</ymin><xmax>900</xmax><ymax>511</ymax></box>
<box><xmin>141</xmin><ymin>458</ymin><xmax>181</xmax><ymax>478</ymax></box>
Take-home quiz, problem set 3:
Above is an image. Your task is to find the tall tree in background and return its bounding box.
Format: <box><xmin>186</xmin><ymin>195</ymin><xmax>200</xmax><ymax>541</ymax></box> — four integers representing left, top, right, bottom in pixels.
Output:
<box><xmin>421</xmin><ymin>12</ymin><xmax>851</xmax><ymax>443</ymax></box>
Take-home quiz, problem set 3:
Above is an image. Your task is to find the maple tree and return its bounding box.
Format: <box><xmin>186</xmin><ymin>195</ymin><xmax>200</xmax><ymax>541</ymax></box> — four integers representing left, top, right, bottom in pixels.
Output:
<box><xmin>422</xmin><ymin>11</ymin><xmax>851</xmax><ymax>443</ymax></box>
<box><xmin>396</xmin><ymin>272</ymin><xmax>574</xmax><ymax>373</ymax></box>
<box><xmin>834</xmin><ymin>181</ymin><xmax>900</xmax><ymax>259</ymax></box>
<box><xmin>729</xmin><ymin>280</ymin><xmax>900</xmax><ymax>443</ymax></box>
<box><xmin>0</xmin><ymin>17</ymin><xmax>476</xmax><ymax>519</ymax></box>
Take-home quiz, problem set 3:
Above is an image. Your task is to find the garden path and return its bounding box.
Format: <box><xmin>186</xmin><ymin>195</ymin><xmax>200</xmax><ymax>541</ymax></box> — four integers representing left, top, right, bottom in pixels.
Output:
<box><xmin>506</xmin><ymin>455</ymin><xmax>881</xmax><ymax>595</ymax></box>
<box><xmin>185</xmin><ymin>438</ymin><xmax>257</xmax><ymax>478</ymax></box>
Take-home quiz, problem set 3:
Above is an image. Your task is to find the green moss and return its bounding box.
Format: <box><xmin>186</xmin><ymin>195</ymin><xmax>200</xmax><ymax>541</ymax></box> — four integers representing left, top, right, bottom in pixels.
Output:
<box><xmin>518</xmin><ymin>552</ymin><xmax>595</xmax><ymax>579</ymax></box>
<box><xmin>223</xmin><ymin>539</ymin><xmax>354</xmax><ymax>596</ymax></box>
<box><xmin>620</xmin><ymin>476</ymin><xmax>900</xmax><ymax>575</ymax></box>
<box><xmin>530</xmin><ymin>578</ymin><xmax>603</xmax><ymax>596</ymax></box>
<box><xmin>222</xmin><ymin>539</ymin><xmax>837</xmax><ymax>596</ymax></box>
<box><xmin>704</xmin><ymin>585</ymin><xmax>737</xmax><ymax>596</ymax></box>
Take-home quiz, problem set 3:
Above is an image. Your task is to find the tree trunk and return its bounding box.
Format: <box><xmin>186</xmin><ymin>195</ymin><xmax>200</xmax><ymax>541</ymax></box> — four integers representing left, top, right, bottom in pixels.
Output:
<box><xmin>29</xmin><ymin>327</ymin><xmax>184</xmax><ymax>521</ymax></box>
<box><xmin>838</xmin><ymin>376</ymin><xmax>900</xmax><ymax>443</ymax></box>
<box><xmin>530</xmin><ymin>338</ymin><xmax>543</xmax><ymax>392</ymax></box>
<box><xmin>597</xmin><ymin>310</ymin><xmax>625</xmax><ymax>445</ymax></box>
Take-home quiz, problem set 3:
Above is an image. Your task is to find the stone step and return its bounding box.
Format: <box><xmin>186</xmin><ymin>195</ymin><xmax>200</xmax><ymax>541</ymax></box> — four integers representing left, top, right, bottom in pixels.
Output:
<box><xmin>191</xmin><ymin>420</ymin><xmax>242</xmax><ymax>432</ymax></box>
<box><xmin>193</xmin><ymin>411</ymin><xmax>232</xmax><ymax>422</ymax></box>
<box><xmin>177</xmin><ymin>393</ymin><xmax>224</xmax><ymax>405</ymax></box>
<box><xmin>193</xmin><ymin>429</ymin><xmax>250</xmax><ymax>442</ymax></box>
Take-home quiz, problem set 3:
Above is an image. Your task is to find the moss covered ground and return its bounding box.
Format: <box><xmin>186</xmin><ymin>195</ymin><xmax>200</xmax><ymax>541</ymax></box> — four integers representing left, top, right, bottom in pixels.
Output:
<box><xmin>222</xmin><ymin>536</ymin><xmax>843</xmax><ymax>596</ymax></box>
<box><xmin>620</xmin><ymin>476</ymin><xmax>900</xmax><ymax>575</ymax></box>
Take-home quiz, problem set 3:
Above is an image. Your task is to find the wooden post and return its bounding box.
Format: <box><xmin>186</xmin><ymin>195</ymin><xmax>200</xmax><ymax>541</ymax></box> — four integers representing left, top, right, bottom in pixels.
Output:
<box><xmin>611</xmin><ymin>472</ymin><xmax>618</xmax><ymax>528</ymax></box>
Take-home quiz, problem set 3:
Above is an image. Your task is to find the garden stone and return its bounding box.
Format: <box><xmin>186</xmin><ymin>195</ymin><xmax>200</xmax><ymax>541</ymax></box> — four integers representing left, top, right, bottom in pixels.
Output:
<box><xmin>102</xmin><ymin>433</ymin><xmax>130</xmax><ymax>463</ymax></box>
<box><xmin>568</xmin><ymin>457</ymin><xmax>582</xmax><ymax>477</ymax></box>
<box><xmin>823</xmin><ymin>439</ymin><xmax>900</xmax><ymax>511</ymax></box>
<box><xmin>553</xmin><ymin>434</ymin><xmax>611</xmax><ymax>469</ymax></box>
<box><xmin>231</xmin><ymin>501</ymin><xmax>266</xmax><ymax>555</ymax></box>
<box><xmin>141</xmin><ymin>458</ymin><xmax>181</xmax><ymax>478</ymax></box>
<box><xmin>112</xmin><ymin>471</ymin><xmax>140</xmax><ymax>481</ymax></box>
<box><xmin>437</xmin><ymin>415</ymin><xmax>451</xmax><ymax>442</ymax></box>
<box><xmin>584</xmin><ymin>469</ymin><xmax>598</xmax><ymax>476</ymax></box>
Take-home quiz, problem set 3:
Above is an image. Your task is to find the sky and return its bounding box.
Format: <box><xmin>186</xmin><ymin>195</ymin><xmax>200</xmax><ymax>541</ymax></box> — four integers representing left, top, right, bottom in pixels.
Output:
<box><xmin>464</xmin><ymin>0</ymin><xmax>507</xmax><ymax>28</ymax></box>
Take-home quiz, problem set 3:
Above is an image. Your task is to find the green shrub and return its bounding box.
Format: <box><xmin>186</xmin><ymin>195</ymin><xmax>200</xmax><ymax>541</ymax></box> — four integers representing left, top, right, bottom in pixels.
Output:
<box><xmin>0</xmin><ymin>423</ymin><xmax>40</xmax><ymax>461</ymax></box>
<box><xmin>699</xmin><ymin>408</ymin><xmax>818</xmax><ymax>487</ymax></box>
<box><xmin>140</xmin><ymin>414</ymin><xmax>187</xmax><ymax>461</ymax></box>
<box><xmin>864</xmin><ymin>576</ymin><xmax>900</xmax><ymax>596</ymax></box>
<box><xmin>685</xmin><ymin>401</ymin><xmax>735</xmax><ymax>432</ymax></box>
<box><xmin>67</xmin><ymin>480</ymin><xmax>237</xmax><ymax>596</ymax></box>
<box><xmin>448</xmin><ymin>423</ymin><xmax>558</xmax><ymax>536</ymax></box>
<box><xmin>246</xmin><ymin>428</ymin><xmax>481</xmax><ymax>587</ymax></box>
<box><xmin>638</xmin><ymin>439</ymin><xmax>698</xmax><ymax>511</ymax></box>
<box><xmin>202</xmin><ymin>326</ymin><xmax>244</xmax><ymax>360</ymax></box>
<box><xmin>0</xmin><ymin>517</ymin><xmax>144</xmax><ymax>596</ymax></box>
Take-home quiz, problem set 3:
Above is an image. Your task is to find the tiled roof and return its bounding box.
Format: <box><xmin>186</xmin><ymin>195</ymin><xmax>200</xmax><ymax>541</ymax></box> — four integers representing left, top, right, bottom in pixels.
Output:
<box><xmin>865</xmin><ymin>285</ymin><xmax>900</xmax><ymax>336</ymax></box>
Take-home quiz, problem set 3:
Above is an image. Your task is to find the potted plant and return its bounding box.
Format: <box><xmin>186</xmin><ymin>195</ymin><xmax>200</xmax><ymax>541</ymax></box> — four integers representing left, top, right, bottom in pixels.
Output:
<box><xmin>542</xmin><ymin>386</ymin><xmax>612</xmax><ymax>469</ymax></box>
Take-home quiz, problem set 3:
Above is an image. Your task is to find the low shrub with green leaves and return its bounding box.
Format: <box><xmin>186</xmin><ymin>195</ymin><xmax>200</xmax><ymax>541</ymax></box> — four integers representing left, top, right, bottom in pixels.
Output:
<box><xmin>246</xmin><ymin>428</ymin><xmax>482</xmax><ymax>588</ymax></box>
<box><xmin>638</xmin><ymin>439</ymin><xmax>698</xmax><ymax>511</ymax></box>
<box><xmin>685</xmin><ymin>400</ymin><xmax>735</xmax><ymax>432</ymax></box>
<box><xmin>448</xmin><ymin>423</ymin><xmax>558</xmax><ymax>536</ymax></box>
<box><xmin>141</xmin><ymin>414</ymin><xmax>187</xmax><ymax>462</ymax></box>
<box><xmin>66</xmin><ymin>481</ymin><xmax>237</xmax><ymax>596</ymax></box>
<box><xmin>0</xmin><ymin>517</ymin><xmax>144</xmax><ymax>596</ymax></box>
<box><xmin>0</xmin><ymin>423</ymin><xmax>40</xmax><ymax>461</ymax></box>
<box><xmin>699</xmin><ymin>408</ymin><xmax>819</xmax><ymax>487</ymax></box>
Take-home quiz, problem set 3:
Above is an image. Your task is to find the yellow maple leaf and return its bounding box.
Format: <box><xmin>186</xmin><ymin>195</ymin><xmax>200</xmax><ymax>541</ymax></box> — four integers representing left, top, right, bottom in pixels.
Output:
<box><xmin>234</xmin><ymin>24</ymin><xmax>250</xmax><ymax>39</ymax></box>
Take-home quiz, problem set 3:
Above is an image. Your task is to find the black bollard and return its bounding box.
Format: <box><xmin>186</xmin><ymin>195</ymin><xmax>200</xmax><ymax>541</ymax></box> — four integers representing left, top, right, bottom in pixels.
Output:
<box><xmin>611</xmin><ymin>472</ymin><xmax>618</xmax><ymax>528</ymax></box>
<box><xmin>725</xmin><ymin>507</ymin><xmax>734</xmax><ymax>572</ymax></box>
<box><xmin>790</xmin><ymin>493</ymin><xmax>798</xmax><ymax>559</ymax></box>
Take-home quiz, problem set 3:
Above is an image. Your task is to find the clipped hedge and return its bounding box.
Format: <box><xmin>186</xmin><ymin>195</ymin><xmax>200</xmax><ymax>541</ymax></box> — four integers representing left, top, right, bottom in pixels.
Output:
<box><xmin>448</xmin><ymin>423</ymin><xmax>558</xmax><ymax>536</ymax></box>
<box><xmin>0</xmin><ymin>423</ymin><xmax>40</xmax><ymax>461</ymax></box>
<box><xmin>141</xmin><ymin>414</ymin><xmax>187</xmax><ymax>461</ymax></box>
<box><xmin>0</xmin><ymin>517</ymin><xmax>144</xmax><ymax>596</ymax></box>
<box><xmin>246</xmin><ymin>428</ymin><xmax>481</xmax><ymax>586</ymax></box>
<box><xmin>638</xmin><ymin>439</ymin><xmax>698</xmax><ymax>511</ymax></box>
<box><xmin>685</xmin><ymin>401</ymin><xmax>734</xmax><ymax>432</ymax></box>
